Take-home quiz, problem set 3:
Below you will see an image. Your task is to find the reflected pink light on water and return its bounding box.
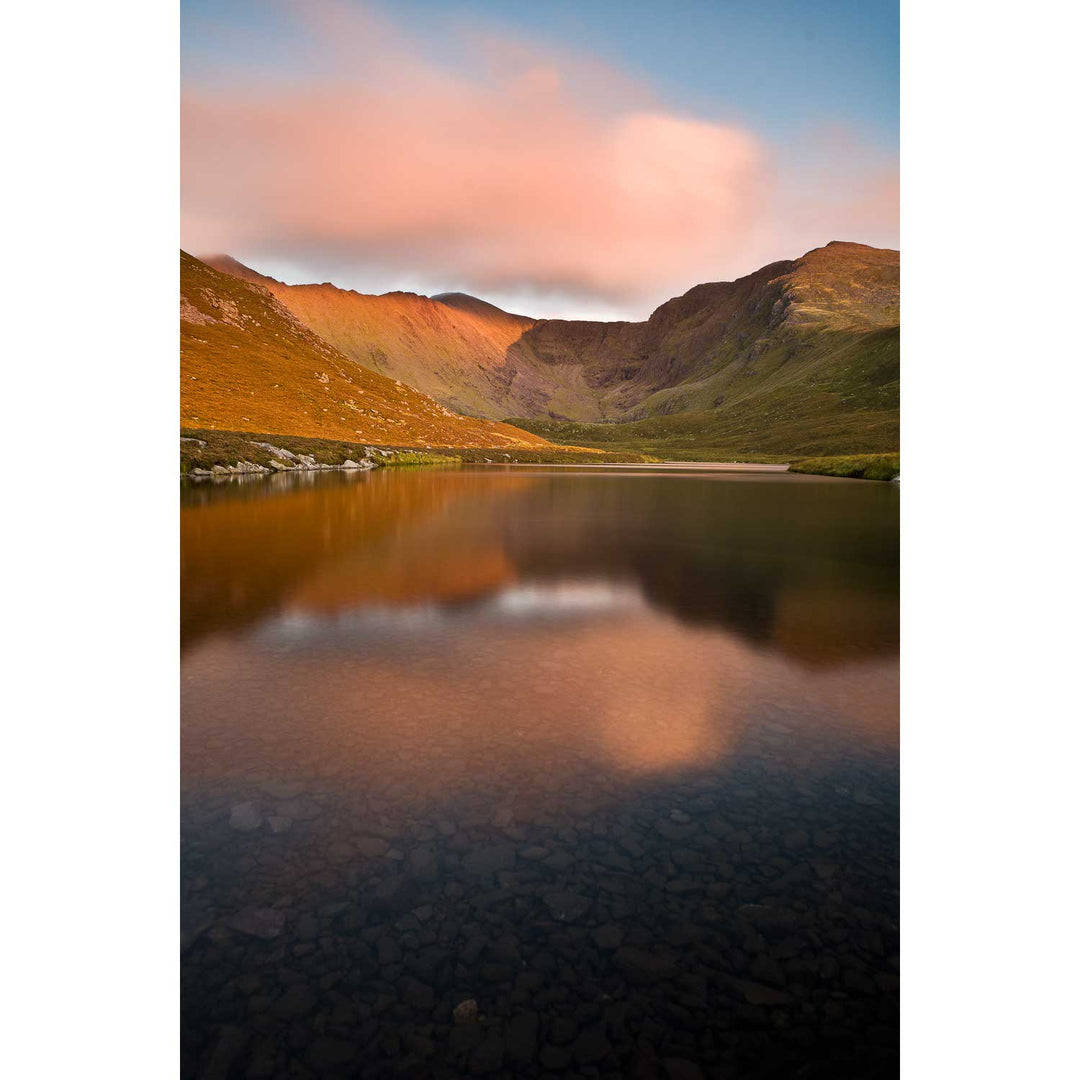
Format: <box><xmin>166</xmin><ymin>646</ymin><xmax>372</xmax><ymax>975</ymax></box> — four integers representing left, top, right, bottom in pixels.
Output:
<box><xmin>181</xmin><ymin>603</ymin><xmax>895</xmax><ymax>799</ymax></box>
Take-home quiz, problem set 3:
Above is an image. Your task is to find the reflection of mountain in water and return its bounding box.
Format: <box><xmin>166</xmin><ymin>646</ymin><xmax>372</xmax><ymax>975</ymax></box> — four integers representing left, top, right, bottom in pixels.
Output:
<box><xmin>182</xmin><ymin>469</ymin><xmax>898</xmax><ymax>666</ymax></box>
<box><xmin>181</xmin><ymin>470</ymin><xmax>528</xmax><ymax>649</ymax></box>
<box><xmin>493</xmin><ymin>475</ymin><xmax>898</xmax><ymax>665</ymax></box>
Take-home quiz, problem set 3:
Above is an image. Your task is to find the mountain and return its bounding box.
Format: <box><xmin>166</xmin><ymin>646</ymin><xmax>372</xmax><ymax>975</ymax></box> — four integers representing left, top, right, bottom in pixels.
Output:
<box><xmin>180</xmin><ymin>252</ymin><xmax>549</xmax><ymax>450</ymax></box>
<box><xmin>510</xmin><ymin>242</ymin><xmax>897</xmax><ymax>418</ymax></box>
<box><xmin>205</xmin><ymin>241</ymin><xmax>898</xmax><ymax>456</ymax></box>
<box><xmin>508</xmin><ymin>242</ymin><xmax>898</xmax><ymax>455</ymax></box>
<box><xmin>201</xmin><ymin>256</ymin><xmax>534</xmax><ymax>419</ymax></box>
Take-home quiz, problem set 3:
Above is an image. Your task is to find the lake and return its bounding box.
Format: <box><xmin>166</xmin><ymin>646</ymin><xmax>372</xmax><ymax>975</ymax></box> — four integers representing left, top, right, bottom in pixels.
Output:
<box><xmin>181</xmin><ymin>465</ymin><xmax>899</xmax><ymax>1079</ymax></box>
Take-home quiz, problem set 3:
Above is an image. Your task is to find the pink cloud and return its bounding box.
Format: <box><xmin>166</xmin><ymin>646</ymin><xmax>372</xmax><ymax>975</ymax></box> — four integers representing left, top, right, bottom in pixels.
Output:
<box><xmin>181</xmin><ymin>1</ymin><xmax>896</xmax><ymax>309</ymax></box>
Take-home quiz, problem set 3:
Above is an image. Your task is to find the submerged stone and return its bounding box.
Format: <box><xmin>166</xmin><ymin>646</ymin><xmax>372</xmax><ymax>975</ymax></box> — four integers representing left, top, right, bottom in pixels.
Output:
<box><xmin>470</xmin><ymin>1032</ymin><xmax>505</xmax><ymax>1074</ymax></box>
<box><xmin>542</xmin><ymin>891</ymin><xmax>591</xmax><ymax>923</ymax></box>
<box><xmin>228</xmin><ymin>802</ymin><xmax>262</xmax><ymax>832</ymax></box>
<box><xmin>307</xmin><ymin>1036</ymin><xmax>356</xmax><ymax>1072</ymax></box>
<box><xmin>462</xmin><ymin>844</ymin><xmax>516</xmax><ymax>876</ymax></box>
<box><xmin>505</xmin><ymin>1011</ymin><xmax>539</xmax><ymax>1063</ymax></box>
<box><xmin>356</xmin><ymin>836</ymin><xmax>389</xmax><ymax>858</ymax></box>
<box><xmin>453</xmin><ymin>999</ymin><xmax>479</xmax><ymax>1025</ymax></box>
<box><xmin>226</xmin><ymin>907</ymin><xmax>286</xmax><ymax>940</ymax></box>
<box><xmin>730</xmin><ymin>978</ymin><xmax>793</xmax><ymax>1006</ymax></box>
<box><xmin>614</xmin><ymin>947</ymin><xmax>679</xmax><ymax>983</ymax></box>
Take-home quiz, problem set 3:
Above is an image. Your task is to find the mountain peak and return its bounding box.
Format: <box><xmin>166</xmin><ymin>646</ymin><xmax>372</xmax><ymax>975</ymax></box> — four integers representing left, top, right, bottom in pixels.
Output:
<box><xmin>199</xmin><ymin>254</ymin><xmax>282</xmax><ymax>288</ymax></box>
<box><xmin>812</xmin><ymin>239</ymin><xmax>899</xmax><ymax>257</ymax></box>
<box><xmin>431</xmin><ymin>291</ymin><xmax>477</xmax><ymax>303</ymax></box>
<box><xmin>432</xmin><ymin>291</ymin><xmax>533</xmax><ymax>324</ymax></box>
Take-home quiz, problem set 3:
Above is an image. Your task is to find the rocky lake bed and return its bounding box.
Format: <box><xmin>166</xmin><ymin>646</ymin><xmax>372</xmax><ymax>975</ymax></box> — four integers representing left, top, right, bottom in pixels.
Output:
<box><xmin>181</xmin><ymin>747</ymin><xmax>898</xmax><ymax>1079</ymax></box>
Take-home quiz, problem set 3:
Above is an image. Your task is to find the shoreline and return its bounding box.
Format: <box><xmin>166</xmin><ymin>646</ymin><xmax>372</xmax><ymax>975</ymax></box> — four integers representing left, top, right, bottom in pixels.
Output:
<box><xmin>789</xmin><ymin>452</ymin><xmax>900</xmax><ymax>482</ymax></box>
<box><xmin>183</xmin><ymin>460</ymin><xmax>793</xmax><ymax>480</ymax></box>
<box><xmin>180</xmin><ymin>426</ymin><xmax>654</xmax><ymax>478</ymax></box>
<box><xmin>474</xmin><ymin>461</ymin><xmax>791</xmax><ymax>471</ymax></box>
<box><xmin>180</xmin><ymin>428</ymin><xmax>898</xmax><ymax>482</ymax></box>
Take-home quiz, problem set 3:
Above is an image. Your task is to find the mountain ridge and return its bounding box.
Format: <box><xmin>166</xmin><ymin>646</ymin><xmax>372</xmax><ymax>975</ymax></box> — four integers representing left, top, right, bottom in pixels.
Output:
<box><xmin>180</xmin><ymin>251</ymin><xmax>550</xmax><ymax>450</ymax></box>
<box><xmin>204</xmin><ymin>241</ymin><xmax>898</xmax><ymax>455</ymax></box>
<box><xmin>201</xmin><ymin>255</ymin><xmax>537</xmax><ymax>418</ymax></box>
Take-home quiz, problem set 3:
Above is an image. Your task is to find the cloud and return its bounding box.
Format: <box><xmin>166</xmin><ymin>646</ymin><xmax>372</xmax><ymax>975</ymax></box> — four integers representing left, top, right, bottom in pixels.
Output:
<box><xmin>181</xmin><ymin>1</ymin><xmax>896</xmax><ymax>314</ymax></box>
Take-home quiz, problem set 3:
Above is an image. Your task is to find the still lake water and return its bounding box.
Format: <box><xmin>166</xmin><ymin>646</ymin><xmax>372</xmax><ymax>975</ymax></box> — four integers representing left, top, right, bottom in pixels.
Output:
<box><xmin>181</xmin><ymin>466</ymin><xmax>899</xmax><ymax>1079</ymax></box>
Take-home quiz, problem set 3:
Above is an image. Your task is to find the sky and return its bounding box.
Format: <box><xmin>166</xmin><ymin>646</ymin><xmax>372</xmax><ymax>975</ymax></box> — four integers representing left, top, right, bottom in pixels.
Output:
<box><xmin>182</xmin><ymin>0</ymin><xmax>898</xmax><ymax>320</ymax></box>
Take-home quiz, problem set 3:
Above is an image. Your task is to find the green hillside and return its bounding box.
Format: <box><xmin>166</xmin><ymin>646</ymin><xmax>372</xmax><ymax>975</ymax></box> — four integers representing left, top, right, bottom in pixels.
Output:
<box><xmin>508</xmin><ymin>324</ymin><xmax>898</xmax><ymax>460</ymax></box>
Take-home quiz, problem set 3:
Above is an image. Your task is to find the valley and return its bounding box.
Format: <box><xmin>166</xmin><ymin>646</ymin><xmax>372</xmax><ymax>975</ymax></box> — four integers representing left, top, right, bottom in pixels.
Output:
<box><xmin>201</xmin><ymin>242</ymin><xmax>898</xmax><ymax>462</ymax></box>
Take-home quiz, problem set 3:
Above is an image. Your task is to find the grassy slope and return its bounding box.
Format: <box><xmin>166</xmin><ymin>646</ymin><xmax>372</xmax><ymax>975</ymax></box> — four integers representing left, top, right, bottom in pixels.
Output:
<box><xmin>504</xmin><ymin>242</ymin><xmax>898</xmax><ymax>424</ymax></box>
<box><xmin>507</xmin><ymin>323</ymin><xmax>898</xmax><ymax>460</ymax></box>
<box><xmin>201</xmin><ymin>256</ymin><xmax>535</xmax><ymax>419</ymax></box>
<box><xmin>508</xmin><ymin>244</ymin><xmax>899</xmax><ymax>459</ymax></box>
<box><xmin>180</xmin><ymin>252</ymin><xmax>550</xmax><ymax>450</ymax></box>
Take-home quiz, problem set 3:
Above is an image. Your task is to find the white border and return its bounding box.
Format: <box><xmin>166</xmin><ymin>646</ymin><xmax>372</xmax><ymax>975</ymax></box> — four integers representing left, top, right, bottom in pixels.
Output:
<box><xmin>4</xmin><ymin>1</ymin><xmax>179</xmax><ymax>1077</ymax></box>
<box><xmin>4</xmin><ymin>1</ymin><xmax>1079</xmax><ymax>1077</ymax></box>
<box><xmin>903</xmin><ymin>0</ymin><xmax>1077</xmax><ymax>1075</ymax></box>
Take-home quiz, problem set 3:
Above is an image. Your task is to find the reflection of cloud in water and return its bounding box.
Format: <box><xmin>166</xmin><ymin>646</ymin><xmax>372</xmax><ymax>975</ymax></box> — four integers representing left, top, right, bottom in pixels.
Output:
<box><xmin>257</xmin><ymin>579</ymin><xmax>648</xmax><ymax>645</ymax></box>
<box><xmin>184</xmin><ymin>614</ymin><xmax>743</xmax><ymax>794</ymax></box>
<box><xmin>486</xmin><ymin>581</ymin><xmax>645</xmax><ymax>618</ymax></box>
<box><xmin>183</xmin><ymin>599</ymin><xmax>895</xmax><ymax>802</ymax></box>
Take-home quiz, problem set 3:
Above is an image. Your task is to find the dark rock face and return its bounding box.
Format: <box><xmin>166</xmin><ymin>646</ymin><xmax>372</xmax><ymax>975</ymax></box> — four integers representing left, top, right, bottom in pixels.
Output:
<box><xmin>182</xmin><ymin>753</ymin><xmax>899</xmax><ymax>1079</ymax></box>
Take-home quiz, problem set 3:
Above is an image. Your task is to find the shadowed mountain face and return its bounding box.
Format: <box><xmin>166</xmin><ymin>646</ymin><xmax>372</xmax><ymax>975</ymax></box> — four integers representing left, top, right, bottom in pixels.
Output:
<box><xmin>508</xmin><ymin>242</ymin><xmax>898</xmax><ymax>421</ymax></box>
<box><xmin>205</xmin><ymin>243</ymin><xmax>898</xmax><ymax>453</ymax></box>
<box><xmin>180</xmin><ymin>252</ymin><xmax>548</xmax><ymax>449</ymax></box>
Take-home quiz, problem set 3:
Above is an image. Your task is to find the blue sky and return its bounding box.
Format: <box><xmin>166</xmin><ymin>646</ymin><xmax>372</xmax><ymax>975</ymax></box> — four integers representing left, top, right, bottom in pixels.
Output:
<box><xmin>183</xmin><ymin>0</ymin><xmax>897</xmax><ymax>143</ymax></box>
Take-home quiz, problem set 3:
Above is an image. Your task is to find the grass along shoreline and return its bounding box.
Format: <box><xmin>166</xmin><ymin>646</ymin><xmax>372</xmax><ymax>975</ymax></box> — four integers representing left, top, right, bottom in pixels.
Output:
<box><xmin>180</xmin><ymin>427</ymin><xmax>655</xmax><ymax>476</ymax></box>
<box><xmin>789</xmin><ymin>453</ymin><xmax>899</xmax><ymax>481</ymax></box>
<box><xmin>181</xmin><ymin>428</ymin><xmax>896</xmax><ymax>481</ymax></box>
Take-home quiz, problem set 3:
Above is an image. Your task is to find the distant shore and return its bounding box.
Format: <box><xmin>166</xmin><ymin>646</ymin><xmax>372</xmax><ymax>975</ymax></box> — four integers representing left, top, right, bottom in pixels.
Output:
<box><xmin>480</xmin><ymin>461</ymin><xmax>791</xmax><ymax>472</ymax></box>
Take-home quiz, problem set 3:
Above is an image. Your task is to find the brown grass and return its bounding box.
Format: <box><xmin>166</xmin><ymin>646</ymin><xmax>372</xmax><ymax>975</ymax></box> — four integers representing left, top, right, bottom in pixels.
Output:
<box><xmin>181</xmin><ymin>252</ymin><xmax>551</xmax><ymax>451</ymax></box>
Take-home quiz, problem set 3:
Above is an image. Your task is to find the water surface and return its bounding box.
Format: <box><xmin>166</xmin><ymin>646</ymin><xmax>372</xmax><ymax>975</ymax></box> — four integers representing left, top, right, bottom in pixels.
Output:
<box><xmin>181</xmin><ymin>466</ymin><xmax>899</xmax><ymax>1078</ymax></box>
